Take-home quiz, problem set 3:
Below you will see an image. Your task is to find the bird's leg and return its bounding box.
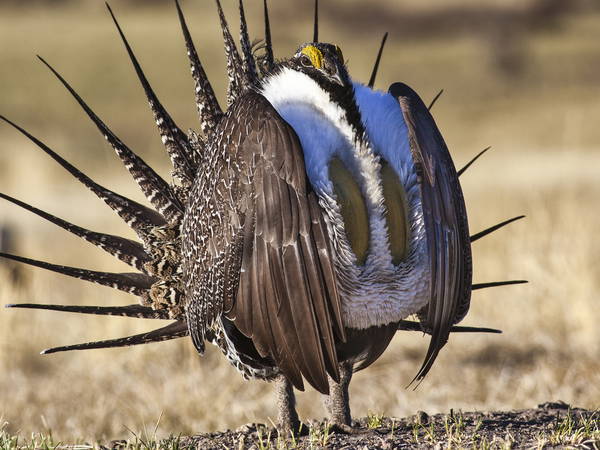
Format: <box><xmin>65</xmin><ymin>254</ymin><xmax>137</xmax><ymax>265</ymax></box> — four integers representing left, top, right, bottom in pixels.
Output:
<box><xmin>324</xmin><ymin>361</ymin><xmax>356</xmax><ymax>433</ymax></box>
<box><xmin>275</xmin><ymin>375</ymin><xmax>301</xmax><ymax>436</ymax></box>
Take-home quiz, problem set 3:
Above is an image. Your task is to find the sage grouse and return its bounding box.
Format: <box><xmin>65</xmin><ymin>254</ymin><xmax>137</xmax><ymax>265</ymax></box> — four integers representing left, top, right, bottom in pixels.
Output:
<box><xmin>2</xmin><ymin>0</ymin><xmax>525</xmax><ymax>433</ymax></box>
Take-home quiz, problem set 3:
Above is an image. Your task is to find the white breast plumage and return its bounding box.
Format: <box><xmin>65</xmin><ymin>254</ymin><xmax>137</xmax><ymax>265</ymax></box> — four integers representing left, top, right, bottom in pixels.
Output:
<box><xmin>261</xmin><ymin>68</ymin><xmax>431</xmax><ymax>329</ymax></box>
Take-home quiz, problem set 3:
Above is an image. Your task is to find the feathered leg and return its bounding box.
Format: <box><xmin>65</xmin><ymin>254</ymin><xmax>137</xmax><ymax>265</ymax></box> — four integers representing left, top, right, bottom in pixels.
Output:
<box><xmin>275</xmin><ymin>375</ymin><xmax>301</xmax><ymax>436</ymax></box>
<box><xmin>325</xmin><ymin>361</ymin><xmax>354</xmax><ymax>432</ymax></box>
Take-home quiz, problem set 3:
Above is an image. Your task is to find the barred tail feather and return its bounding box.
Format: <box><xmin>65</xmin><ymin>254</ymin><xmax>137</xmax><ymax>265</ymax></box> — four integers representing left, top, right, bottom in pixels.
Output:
<box><xmin>37</xmin><ymin>56</ymin><xmax>184</xmax><ymax>222</ymax></box>
<box><xmin>214</xmin><ymin>0</ymin><xmax>245</xmax><ymax>106</ymax></box>
<box><xmin>41</xmin><ymin>320</ymin><xmax>188</xmax><ymax>354</ymax></box>
<box><xmin>175</xmin><ymin>0</ymin><xmax>222</xmax><ymax>138</ymax></box>
<box><xmin>0</xmin><ymin>252</ymin><xmax>155</xmax><ymax>297</ymax></box>
<box><xmin>0</xmin><ymin>192</ymin><xmax>149</xmax><ymax>271</ymax></box>
<box><xmin>238</xmin><ymin>0</ymin><xmax>258</xmax><ymax>85</ymax></box>
<box><xmin>262</xmin><ymin>0</ymin><xmax>275</xmax><ymax>71</ymax></box>
<box><xmin>0</xmin><ymin>115</ymin><xmax>167</xmax><ymax>239</ymax></box>
<box><xmin>106</xmin><ymin>3</ymin><xmax>197</xmax><ymax>184</ymax></box>
<box><xmin>6</xmin><ymin>303</ymin><xmax>170</xmax><ymax>320</ymax></box>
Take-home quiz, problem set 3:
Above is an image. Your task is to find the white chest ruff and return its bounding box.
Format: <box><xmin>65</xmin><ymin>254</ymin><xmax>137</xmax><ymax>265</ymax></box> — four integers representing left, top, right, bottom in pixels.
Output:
<box><xmin>261</xmin><ymin>69</ymin><xmax>431</xmax><ymax>329</ymax></box>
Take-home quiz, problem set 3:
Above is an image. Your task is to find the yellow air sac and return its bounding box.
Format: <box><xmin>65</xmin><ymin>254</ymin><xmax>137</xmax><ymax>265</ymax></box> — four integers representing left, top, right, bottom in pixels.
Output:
<box><xmin>329</xmin><ymin>158</ymin><xmax>369</xmax><ymax>265</ymax></box>
<box><xmin>380</xmin><ymin>162</ymin><xmax>409</xmax><ymax>264</ymax></box>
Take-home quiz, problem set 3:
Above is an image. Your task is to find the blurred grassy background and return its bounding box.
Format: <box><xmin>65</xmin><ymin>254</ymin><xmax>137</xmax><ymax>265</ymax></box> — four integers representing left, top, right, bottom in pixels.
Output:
<box><xmin>1</xmin><ymin>0</ymin><xmax>599</xmax><ymax>442</ymax></box>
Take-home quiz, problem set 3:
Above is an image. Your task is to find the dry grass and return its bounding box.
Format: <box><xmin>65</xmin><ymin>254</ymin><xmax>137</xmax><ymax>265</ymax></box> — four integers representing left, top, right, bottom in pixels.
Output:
<box><xmin>0</xmin><ymin>0</ymin><xmax>599</xmax><ymax>443</ymax></box>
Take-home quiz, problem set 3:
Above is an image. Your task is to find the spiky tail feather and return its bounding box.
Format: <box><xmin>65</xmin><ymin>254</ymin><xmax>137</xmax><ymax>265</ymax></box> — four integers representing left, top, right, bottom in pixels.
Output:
<box><xmin>1</xmin><ymin>2</ymin><xmax>248</xmax><ymax>355</ymax></box>
<box><xmin>472</xmin><ymin>280</ymin><xmax>528</xmax><ymax>290</ymax></box>
<box><xmin>175</xmin><ymin>0</ymin><xmax>222</xmax><ymax>138</ymax></box>
<box><xmin>397</xmin><ymin>320</ymin><xmax>501</xmax><ymax>334</ymax></box>
<box><xmin>427</xmin><ymin>89</ymin><xmax>444</xmax><ymax>111</ymax></box>
<box><xmin>458</xmin><ymin>146</ymin><xmax>491</xmax><ymax>177</ymax></box>
<box><xmin>261</xmin><ymin>0</ymin><xmax>275</xmax><ymax>72</ymax></box>
<box><xmin>215</xmin><ymin>0</ymin><xmax>245</xmax><ymax>106</ymax></box>
<box><xmin>40</xmin><ymin>321</ymin><xmax>188</xmax><ymax>354</ymax></box>
<box><xmin>368</xmin><ymin>32</ymin><xmax>388</xmax><ymax>89</ymax></box>
<box><xmin>471</xmin><ymin>215</ymin><xmax>525</xmax><ymax>242</ymax></box>
<box><xmin>37</xmin><ymin>55</ymin><xmax>184</xmax><ymax>223</ymax></box>
<box><xmin>0</xmin><ymin>116</ymin><xmax>166</xmax><ymax>240</ymax></box>
<box><xmin>106</xmin><ymin>3</ymin><xmax>198</xmax><ymax>186</ymax></box>
<box><xmin>0</xmin><ymin>192</ymin><xmax>149</xmax><ymax>271</ymax></box>
<box><xmin>0</xmin><ymin>252</ymin><xmax>154</xmax><ymax>297</ymax></box>
<box><xmin>238</xmin><ymin>0</ymin><xmax>258</xmax><ymax>85</ymax></box>
<box><xmin>6</xmin><ymin>303</ymin><xmax>170</xmax><ymax>320</ymax></box>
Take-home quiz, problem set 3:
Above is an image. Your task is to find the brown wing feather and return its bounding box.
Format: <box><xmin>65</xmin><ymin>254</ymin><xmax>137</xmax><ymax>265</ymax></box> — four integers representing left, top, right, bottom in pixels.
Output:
<box><xmin>389</xmin><ymin>82</ymin><xmax>472</xmax><ymax>382</ymax></box>
<box><xmin>235</xmin><ymin>103</ymin><xmax>341</xmax><ymax>393</ymax></box>
<box><xmin>184</xmin><ymin>92</ymin><xmax>344</xmax><ymax>394</ymax></box>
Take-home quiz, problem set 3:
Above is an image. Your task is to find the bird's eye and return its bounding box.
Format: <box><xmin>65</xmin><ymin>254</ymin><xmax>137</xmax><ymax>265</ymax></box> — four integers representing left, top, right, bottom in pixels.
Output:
<box><xmin>300</xmin><ymin>55</ymin><xmax>312</xmax><ymax>67</ymax></box>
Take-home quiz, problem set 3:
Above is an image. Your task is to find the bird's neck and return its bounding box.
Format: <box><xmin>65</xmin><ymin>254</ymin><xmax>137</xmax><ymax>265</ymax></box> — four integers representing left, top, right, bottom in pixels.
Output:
<box><xmin>261</xmin><ymin>66</ymin><xmax>365</xmax><ymax>140</ymax></box>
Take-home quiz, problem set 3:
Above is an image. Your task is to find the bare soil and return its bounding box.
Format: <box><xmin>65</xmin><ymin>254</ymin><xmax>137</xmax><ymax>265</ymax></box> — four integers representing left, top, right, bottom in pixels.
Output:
<box><xmin>107</xmin><ymin>401</ymin><xmax>598</xmax><ymax>449</ymax></box>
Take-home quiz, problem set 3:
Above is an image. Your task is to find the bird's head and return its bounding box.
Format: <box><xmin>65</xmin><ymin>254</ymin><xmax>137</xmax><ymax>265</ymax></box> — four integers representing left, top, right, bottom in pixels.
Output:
<box><xmin>273</xmin><ymin>42</ymin><xmax>364</xmax><ymax>138</ymax></box>
<box><xmin>288</xmin><ymin>43</ymin><xmax>349</xmax><ymax>88</ymax></box>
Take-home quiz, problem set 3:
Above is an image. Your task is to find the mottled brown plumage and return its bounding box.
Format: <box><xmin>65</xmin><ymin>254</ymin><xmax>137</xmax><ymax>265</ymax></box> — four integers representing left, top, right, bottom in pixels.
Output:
<box><xmin>2</xmin><ymin>0</ymin><xmax>526</xmax><ymax>435</ymax></box>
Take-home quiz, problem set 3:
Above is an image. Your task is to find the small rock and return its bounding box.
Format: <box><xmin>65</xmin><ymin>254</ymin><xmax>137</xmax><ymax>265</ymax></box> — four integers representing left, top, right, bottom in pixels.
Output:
<box><xmin>538</xmin><ymin>400</ymin><xmax>570</xmax><ymax>410</ymax></box>
<box><xmin>236</xmin><ymin>423</ymin><xmax>258</xmax><ymax>433</ymax></box>
<box><xmin>415</xmin><ymin>411</ymin><xmax>429</xmax><ymax>425</ymax></box>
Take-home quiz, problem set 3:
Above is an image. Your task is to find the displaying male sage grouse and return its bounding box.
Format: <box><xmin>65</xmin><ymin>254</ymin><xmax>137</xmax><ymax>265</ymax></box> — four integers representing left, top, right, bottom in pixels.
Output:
<box><xmin>2</xmin><ymin>0</ymin><xmax>526</xmax><ymax>434</ymax></box>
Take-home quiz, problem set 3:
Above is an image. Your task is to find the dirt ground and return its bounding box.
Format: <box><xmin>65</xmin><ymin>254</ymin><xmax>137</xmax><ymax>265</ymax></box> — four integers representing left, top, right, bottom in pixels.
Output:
<box><xmin>106</xmin><ymin>402</ymin><xmax>598</xmax><ymax>449</ymax></box>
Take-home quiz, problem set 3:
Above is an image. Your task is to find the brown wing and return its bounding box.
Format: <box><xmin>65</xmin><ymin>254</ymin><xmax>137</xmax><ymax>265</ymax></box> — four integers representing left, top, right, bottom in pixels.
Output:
<box><xmin>184</xmin><ymin>92</ymin><xmax>345</xmax><ymax>394</ymax></box>
<box><xmin>389</xmin><ymin>82</ymin><xmax>472</xmax><ymax>382</ymax></box>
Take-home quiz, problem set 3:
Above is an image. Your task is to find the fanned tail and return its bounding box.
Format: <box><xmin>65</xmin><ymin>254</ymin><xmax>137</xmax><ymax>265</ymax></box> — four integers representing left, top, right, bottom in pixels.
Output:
<box><xmin>41</xmin><ymin>321</ymin><xmax>188</xmax><ymax>354</ymax></box>
<box><xmin>106</xmin><ymin>3</ymin><xmax>198</xmax><ymax>185</ymax></box>
<box><xmin>37</xmin><ymin>56</ymin><xmax>184</xmax><ymax>222</ymax></box>
<box><xmin>0</xmin><ymin>252</ymin><xmax>155</xmax><ymax>297</ymax></box>
<box><xmin>214</xmin><ymin>0</ymin><xmax>245</xmax><ymax>106</ymax></box>
<box><xmin>6</xmin><ymin>303</ymin><xmax>170</xmax><ymax>320</ymax></box>
<box><xmin>0</xmin><ymin>192</ymin><xmax>149</xmax><ymax>272</ymax></box>
<box><xmin>175</xmin><ymin>0</ymin><xmax>222</xmax><ymax>137</ymax></box>
<box><xmin>0</xmin><ymin>116</ymin><xmax>166</xmax><ymax>240</ymax></box>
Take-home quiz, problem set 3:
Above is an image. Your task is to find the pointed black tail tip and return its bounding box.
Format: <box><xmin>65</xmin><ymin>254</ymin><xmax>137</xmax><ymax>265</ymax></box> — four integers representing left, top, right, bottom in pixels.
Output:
<box><xmin>40</xmin><ymin>347</ymin><xmax>62</xmax><ymax>355</ymax></box>
<box><xmin>406</xmin><ymin>375</ymin><xmax>424</xmax><ymax>391</ymax></box>
<box><xmin>105</xmin><ymin>2</ymin><xmax>119</xmax><ymax>23</ymax></box>
<box><xmin>36</xmin><ymin>54</ymin><xmax>49</xmax><ymax>67</ymax></box>
<box><xmin>4</xmin><ymin>304</ymin><xmax>16</xmax><ymax>308</ymax></box>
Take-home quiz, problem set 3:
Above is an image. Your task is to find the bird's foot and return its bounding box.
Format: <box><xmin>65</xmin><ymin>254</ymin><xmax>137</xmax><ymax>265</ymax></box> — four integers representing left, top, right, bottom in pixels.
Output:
<box><xmin>328</xmin><ymin>422</ymin><xmax>368</xmax><ymax>435</ymax></box>
<box><xmin>276</xmin><ymin>420</ymin><xmax>309</xmax><ymax>438</ymax></box>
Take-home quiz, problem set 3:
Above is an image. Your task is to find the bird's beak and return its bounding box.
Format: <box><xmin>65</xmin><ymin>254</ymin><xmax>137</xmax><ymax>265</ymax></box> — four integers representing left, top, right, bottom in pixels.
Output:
<box><xmin>330</xmin><ymin>71</ymin><xmax>345</xmax><ymax>86</ymax></box>
<box><xmin>331</xmin><ymin>72</ymin><xmax>344</xmax><ymax>86</ymax></box>
<box><xmin>323</xmin><ymin>60</ymin><xmax>346</xmax><ymax>86</ymax></box>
